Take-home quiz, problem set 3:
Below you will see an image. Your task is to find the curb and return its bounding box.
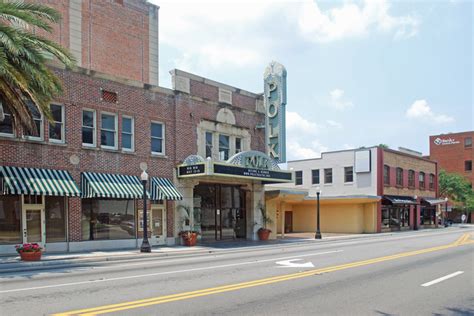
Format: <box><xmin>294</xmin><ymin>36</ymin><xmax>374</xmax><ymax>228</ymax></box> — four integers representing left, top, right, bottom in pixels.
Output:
<box><xmin>0</xmin><ymin>228</ymin><xmax>459</xmax><ymax>274</ymax></box>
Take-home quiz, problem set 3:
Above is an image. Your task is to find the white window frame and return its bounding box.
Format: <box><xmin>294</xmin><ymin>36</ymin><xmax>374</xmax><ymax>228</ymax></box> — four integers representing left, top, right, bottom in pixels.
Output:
<box><xmin>48</xmin><ymin>104</ymin><xmax>65</xmax><ymax>144</ymax></box>
<box><xmin>205</xmin><ymin>131</ymin><xmax>213</xmax><ymax>159</ymax></box>
<box><xmin>24</xmin><ymin>107</ymin><xmax>44</xmax><ymax>141</ymax></box>
<box><xmin>151</xmin><ymin>121</ymin><xmax>165</xmax><ymax>155</ymax></box>
<box><xmin>82</xmin><ymin>109</ymin><xmax>96</xmax><ymax>147</ymax></box>
<box><xmin>0</xmin><ymin>106</ymin><xmax>15</xmax><ymax>138</ymax></box>
<box><xmin>100</xmin><ymin>112</ymin><xmax>118</xmax><ymax>150</ymax></box>
<box><xmin>218</xmin><ymin>134</ymin><xmax>230</xmax><ymax>161</ymax></box>
<box><xmin>121</xmin><ymin>116</ymin><xmax>134</xmax><ymax>152</ymax></box>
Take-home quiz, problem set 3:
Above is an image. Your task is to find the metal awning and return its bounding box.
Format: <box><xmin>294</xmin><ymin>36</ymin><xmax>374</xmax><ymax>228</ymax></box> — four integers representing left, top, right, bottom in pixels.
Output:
<box><xmin>81</xmin><ymin>172</ymin><xmax>144</xmax><ymax>199</ymax></box>
<box><xmin>150</xmin><ymin>178</ymin><xmax>183</xmax><ymax>201</ymax></box>
<box><xmin>421</xmin><ymin>197</ymin><xmax>447</xmax><ymax>206</ymax></box>
<box><xmin>0</xmin><ymin>166</ymin><xmax>80</xmax><ymax>196</ymax></box>
<box><xmin>382</xmin><ymin>195</ymin><xmax>417</xmax><ymax>205</ymax></box>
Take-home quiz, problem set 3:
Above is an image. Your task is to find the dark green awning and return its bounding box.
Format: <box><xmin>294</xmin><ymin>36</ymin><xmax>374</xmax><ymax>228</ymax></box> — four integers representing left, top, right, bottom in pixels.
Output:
<box><xmin>0</xmin><ymin>166</ymin><xmax>80</xmax><ymax>196</ymax></box>
<box><xmin>81</xmin><ymin>172</ymin><xmax>144</xmax><ymax>199</ymax></box>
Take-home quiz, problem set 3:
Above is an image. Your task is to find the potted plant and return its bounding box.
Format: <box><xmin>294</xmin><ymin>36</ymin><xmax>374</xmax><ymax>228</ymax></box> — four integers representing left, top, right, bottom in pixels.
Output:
<box><xmin>255</xmin><ymin>205</ymin><xmax>273</xmax><ymax>241</ymax></box>
<box><xmin>178</xmin><ymin>205</ymin><xmax>200</xmax><ymax>246</ymax></box>
<box><xmin>15</xmin><ymin>243</ymin><xmax>43</xmax><ymax>261</ymax></box>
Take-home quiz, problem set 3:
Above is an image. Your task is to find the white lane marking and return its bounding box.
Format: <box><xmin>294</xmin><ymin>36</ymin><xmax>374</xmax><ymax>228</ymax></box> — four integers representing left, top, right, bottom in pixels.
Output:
<box><xmin>421</xmin><ymin>271</ymin><xmax>464</xmax><ymax>287</ymax></box>
<box><xmin>276</xmin><ymin>259</ymin><xmax>314</xmax><ymax>268</ymax></box>
<box><xmin>0</xmin><ymin>250</ymin><xmax>342</xmax><ymax>294</ymax></box>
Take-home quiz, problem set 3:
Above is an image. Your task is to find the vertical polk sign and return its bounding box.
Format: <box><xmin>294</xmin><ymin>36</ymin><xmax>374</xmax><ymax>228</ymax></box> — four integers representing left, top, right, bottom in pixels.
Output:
<box><xmin>264</xmin><ymin>61</ymin><xmax>287</xmax><ymax>163</ymax></box>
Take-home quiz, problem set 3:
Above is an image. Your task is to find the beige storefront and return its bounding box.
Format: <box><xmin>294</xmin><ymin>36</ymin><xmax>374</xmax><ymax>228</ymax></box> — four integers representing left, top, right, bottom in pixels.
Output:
<box><xmin>266</xmin><ymin>190</ymin><xmax>379</xmax><ymax>237</ymax></box>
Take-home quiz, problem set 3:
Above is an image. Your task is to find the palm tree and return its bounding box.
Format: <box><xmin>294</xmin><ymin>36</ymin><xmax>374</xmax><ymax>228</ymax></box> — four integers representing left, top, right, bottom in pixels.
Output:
<box><xmin>0</xmin><ymin>1</ymin><xmax>75</xmax><ymax>134</ymax></box>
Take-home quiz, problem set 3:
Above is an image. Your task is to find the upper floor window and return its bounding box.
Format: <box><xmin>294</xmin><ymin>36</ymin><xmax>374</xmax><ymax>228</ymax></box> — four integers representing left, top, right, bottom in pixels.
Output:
<box><xmin>219</xmin><ymin>134</ymin><xmax>229</xmax><ymax>160</ymax></box>
<box><xmin>396</xmin><ymin>168</ymin><xmax>403</xmax><ymax>187</ymax></box>
<box><xmin>465</xmin><ymin>137</ymin><xmax>472</xmax><ymax>148</ymax></box>
<box><xmin>0</xmin><ymin>105</ymin><xmax>14</xmax><ymax>136</ymax></box>
<box><xmin>235</xmin><ymin>137</ymin><xmax>242</xmax><ymax>154</ymax></box>
<box><xmin>312</xmin><ymin>169</ymin><xmax>320</xmax><ymax>185</ymax></box>
<box><xmin>408</xmin><ymin>170</ymin><xmax>415</xmax><ymax>187</ymax></box>
<box><xmin>466</xmin><ymin>160</ymin><xmax>473</xmax><ymax>172</ymax></box>
<box><xmin>419</xmin><ymin>172</ymin><xmax>425</xmax><ymax>190</ymax></box>
<box><xmin>121</xmin><ymin>116</ymin><xmax>134</xmax><ymax>151</ymax></box>
<box><xmin>100</xmin><ymin>113</ymin><xmax>117</xmax><ymax>149</ymax></box>
<box><xmin>205</xmin><ymin>132</ymin><xmax>213</xmax><ymax>158</ymax></box>
<box><xmin>344</xmin><ymin>166</ymin><xmax>354</xmax><ymax>183</ymax></box>
<box><xmin>82</xmin><ymin>109</ymin><xmax>96</xmax><ymax>147</ymax></box>
<box><xmin>384</xmin><ymin>165</ymin><xmax>390</xmax><ymax>185</ymax></box>
<box><xmin>24</xmin><ymin>101</ymin><xmax>43</xmax><ymax>140</ymax></box>
<box><xmin>429</xmin><ymin>173</ymin><xmax>435</xmax><ymax>190</ymax></box>
<box><xmin>295</xmin><ymin>171</ymin><xmax>303</xmax><ymax>185</ymax></box>
<box><xmin>49</xmin><ymin>104</ymin><xmax>64</xmax><ymax>143</ymax></box>
<box><xmin>151</xmin><ymin>122</ymin><xmax>164</xmax><ymax>154</ymax></box>
<box><xmin>324</xmin><ymin>168</ymin><xmax>333</xmax><ymax>184</ymax></box>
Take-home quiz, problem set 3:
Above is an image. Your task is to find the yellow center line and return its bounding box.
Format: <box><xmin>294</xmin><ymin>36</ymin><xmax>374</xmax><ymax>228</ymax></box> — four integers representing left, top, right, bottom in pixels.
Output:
<box><xmin>53</xmin><ymin>233</ymin><xmax>473</xmax><ymax>316</ymax></box>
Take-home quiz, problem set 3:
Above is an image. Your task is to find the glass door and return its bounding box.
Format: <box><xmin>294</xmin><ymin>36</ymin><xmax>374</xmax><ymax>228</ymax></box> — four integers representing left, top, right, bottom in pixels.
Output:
<box><xmin>150</xmin><ymin>206</ymin><xmax>166</xmax><ymax>245</ymax></box>
<box><xmin>22</xmin><ymin>208</ymin><xmax>45</xmax><ymax>246</ymax></box>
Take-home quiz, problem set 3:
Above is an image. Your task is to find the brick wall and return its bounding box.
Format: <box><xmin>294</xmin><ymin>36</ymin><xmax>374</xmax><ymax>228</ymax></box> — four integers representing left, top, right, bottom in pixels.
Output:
<box><xmin>0</xmin><ymin>67</ymin><xmax>265</xmax><ymax>241</ymax></box>
<box><xmin>382</xmin><ymin>149</ymin><xmax>437</xmax><ymax>198</ymax></box>
<box><xmin>429</xmin><ymin>131</ymin><xmax>473</xmax><ymax>184</ymax></box>
<box><xmin>32</xmin><ymin>0</ymin><xmax>156</xmax><ymax>84</ymax></box>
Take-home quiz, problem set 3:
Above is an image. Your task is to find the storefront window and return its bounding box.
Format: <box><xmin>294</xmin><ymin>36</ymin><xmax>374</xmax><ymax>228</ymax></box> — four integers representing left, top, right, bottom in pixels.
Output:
<box><xmin>0</xmin><ymin>196</ymin><xmax>21</xmax><ymax>244</ymax></box>
<box><xmin>45</xmin><ymin>197</ymin><xmax>66</xmax><ymax>242</ymax></box>
<box><xmin>81</xmin><ymin>199</ymin><xmax>135</xmax><ymax>240</ymax></box>
<box><xmin>422</xmin><ymin>207</ymin><xmax>435</xmax><ymax>225</ymax></box>
<box><xmin>382</xmin><ymin>207</ymin><xmax>390</xmax><ymax>228</ymax></box>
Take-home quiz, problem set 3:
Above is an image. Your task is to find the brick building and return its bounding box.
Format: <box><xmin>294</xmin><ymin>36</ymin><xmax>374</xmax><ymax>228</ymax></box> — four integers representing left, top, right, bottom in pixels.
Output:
<box><xmin>429</xmin><ymin>131</ymin><xmax>474</xmax><ymax>222</ymax></box>
<box><xmin>266</xmin><ymin>146</ymin><xmax>444</xmax><ymax>235</ymax></box>
<box><xmin>0</xmin><ymin>1</ymin><xmax>292</xmax><ymax>253</ymax></box>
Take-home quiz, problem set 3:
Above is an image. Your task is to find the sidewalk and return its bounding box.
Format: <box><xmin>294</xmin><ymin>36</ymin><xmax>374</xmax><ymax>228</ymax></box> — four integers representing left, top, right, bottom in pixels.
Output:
<box><xmin>0</xmin><ymin>227</ymin><xmax>459</xmax><ymax>274</ymax></box>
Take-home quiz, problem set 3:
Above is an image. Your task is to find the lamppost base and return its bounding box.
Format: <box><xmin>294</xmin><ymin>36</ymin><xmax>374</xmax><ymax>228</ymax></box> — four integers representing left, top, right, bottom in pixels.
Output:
<box><xmin>315</xmin><ymin>231</ymin><xmax>322</xmax><ymax>239</ymax></box>
<box><xmin>140</xmin><ymin>240</ymin><xmax>152</xmax><ymax>253</ymax></box>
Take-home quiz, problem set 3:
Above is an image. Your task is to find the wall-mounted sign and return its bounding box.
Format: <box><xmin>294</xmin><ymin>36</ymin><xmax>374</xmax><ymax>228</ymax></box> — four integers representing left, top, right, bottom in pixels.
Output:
<box><xmin>264</xmin><ymin>61</ymin><xmax>287</xmax><ymax>163</ymax></box>
<box><xmin>433</xmin><ymin>137</ymin><xmax>460</xmax><ymax>146</ymax></box>
<box><xmin>227</xmin><ymin>150</ymin><xmax>280</xmax><ymax>171</ymax></box>
<box><xmin>178</xmin><ymin>164</ymin><xmax>206</xmax><ymax>177</ymax></box>
<box><xmin>213</xmin><ymin>163</ymin><xmax>292</xmax><ymax>182</ymax></box>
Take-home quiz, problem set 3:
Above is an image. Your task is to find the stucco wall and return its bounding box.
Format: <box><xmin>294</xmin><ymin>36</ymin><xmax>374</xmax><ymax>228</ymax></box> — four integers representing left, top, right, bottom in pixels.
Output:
<box><xmin>278</xmin><ymin>202</ymin><xmax>377</xmax><ymax>234</ymax></box>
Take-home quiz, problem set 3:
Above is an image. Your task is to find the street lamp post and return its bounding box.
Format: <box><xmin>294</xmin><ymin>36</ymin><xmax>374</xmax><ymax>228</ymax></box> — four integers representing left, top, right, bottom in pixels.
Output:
<box><xmin>308</xmin><ymin>187</ymin><xmax>322</xmax><ymax>239</ymax></box>
<box><xmin>413</xmin><ymin>195</ymin><xmax>418</xmax><ymax>231</ymax></box>
<box><xmin>140</xmin><ymin>170</ymin><xmax>151</xmax><ymax>253</ymax></box>
<box><xmin>315</xmin><ymin>190</ymin><xmax>322</xmax><ymax>239</ymax></box>
<box><xmin>444</xmin><ymin>197</ymin><xmax>448</xmax><ymax>226</ymax></box>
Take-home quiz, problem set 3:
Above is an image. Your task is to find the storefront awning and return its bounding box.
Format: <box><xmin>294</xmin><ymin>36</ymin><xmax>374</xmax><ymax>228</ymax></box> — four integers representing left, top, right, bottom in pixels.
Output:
<box><xmin>0</xmin><ymin>166</ymin><xmax>80</xmax><ymax>196</ymax></box>
<box><xmin>382</xmin><ymin>195</ymin><xmax>417</xmax><ymax>205</ymax></box>
<box><xmin>81</xmin><ymin>172</ymin><xmax>144</xmax><ymax>199</ymax></box>
<box><xmin>421</xmin><ymin>197</ymin><xmax>447</xmax><ymax>206</ymax></box>
<box><xmin>151</xmin><ymin>178</ymin><xmax>183</xmax><ymax>201</ymax></box>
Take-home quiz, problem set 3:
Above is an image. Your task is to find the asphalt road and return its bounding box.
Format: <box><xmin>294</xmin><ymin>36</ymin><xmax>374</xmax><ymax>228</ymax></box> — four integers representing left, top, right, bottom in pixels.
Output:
<box><xmin>1</xmin><ymin>227</ymin><xmax>473</xmax><ymax>316</ymax></box>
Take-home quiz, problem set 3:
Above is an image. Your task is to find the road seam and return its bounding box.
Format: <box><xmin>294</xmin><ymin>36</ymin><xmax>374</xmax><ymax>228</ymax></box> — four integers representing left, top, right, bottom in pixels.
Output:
<box><xmin>53</xmin><ymin>233</ymin><xmax>473</xmax><ymax>316</ymax></box>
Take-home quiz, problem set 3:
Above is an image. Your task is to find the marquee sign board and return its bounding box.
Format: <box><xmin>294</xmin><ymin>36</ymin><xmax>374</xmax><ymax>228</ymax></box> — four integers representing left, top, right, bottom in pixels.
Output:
<box><xmin>264</xmin><ymin>61</ymin><xmax>287</xmax><ymax>163</ymax></box>
<box><xmin>177</xmin><ymin>152</ymin><xmax>292</xmax><ymax>183</ymax></box>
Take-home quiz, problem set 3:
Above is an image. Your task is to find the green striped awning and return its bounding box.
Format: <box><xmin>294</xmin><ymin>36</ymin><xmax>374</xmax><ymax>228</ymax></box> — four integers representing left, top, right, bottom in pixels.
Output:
<box><xmin>151</xmin><ymin>177</ymin><xmax>183</xmax><ymax>201</ymax></box>
<box><xmin>0</xmin><ymin>166</ymin><xmax>80</xmax><ymax>196</ymax></box>
<box><xmin>81</xmin><ymin>172</ymin><xmax>145</xmax><ymax>199</ymax></box>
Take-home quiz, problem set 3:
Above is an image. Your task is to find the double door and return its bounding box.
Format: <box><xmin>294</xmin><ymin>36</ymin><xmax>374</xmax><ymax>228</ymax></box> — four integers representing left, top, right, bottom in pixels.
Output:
<box><xmin>197</xmin><ymin>184</ymin><xmax>246</xmax><ymax>241</ymax></box>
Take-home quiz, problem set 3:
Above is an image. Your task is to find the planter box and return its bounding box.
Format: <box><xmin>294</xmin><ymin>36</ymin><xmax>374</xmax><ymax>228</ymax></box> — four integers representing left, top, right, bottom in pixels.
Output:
<box><xmin>19</xmin><ymin>251</ymin><xmax>42</xmax><ymax>261</ymax></box>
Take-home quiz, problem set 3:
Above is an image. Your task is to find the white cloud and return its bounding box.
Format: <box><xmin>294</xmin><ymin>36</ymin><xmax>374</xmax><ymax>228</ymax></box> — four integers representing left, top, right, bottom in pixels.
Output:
<box><xmin>286</xmin><ymin>111</ymin><xmax>333</xmax><ymax>160</ymax></box>
<box><xmin>153</xmin><ymin>0</ymin><xmax>420</xmax><ymax>73</ymax></box>
<box><xmin>326</xmin><ymin>120</ymin><xmax>343</xmax><ymax>129</ymax></box>
<box><xmin>330</xmin><ymin>89</ymin><xmax>354</xmax><ymax>110</ymax></box>
<box><xmin>298</xmin><ymin>0</ymin><xmax>419</xmax><ymax>42</ymax></box>
<box><xmin>406</xmin><ymin>100</ymin><xmax>455</xmax><ymax>124</ymax></box>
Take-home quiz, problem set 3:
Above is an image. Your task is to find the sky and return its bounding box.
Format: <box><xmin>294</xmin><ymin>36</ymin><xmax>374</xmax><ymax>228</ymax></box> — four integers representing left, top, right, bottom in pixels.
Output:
<box><xmin>151</xmin><ymin>0</ymin><xmax>473</xmax><ymax>160</ymax></box>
